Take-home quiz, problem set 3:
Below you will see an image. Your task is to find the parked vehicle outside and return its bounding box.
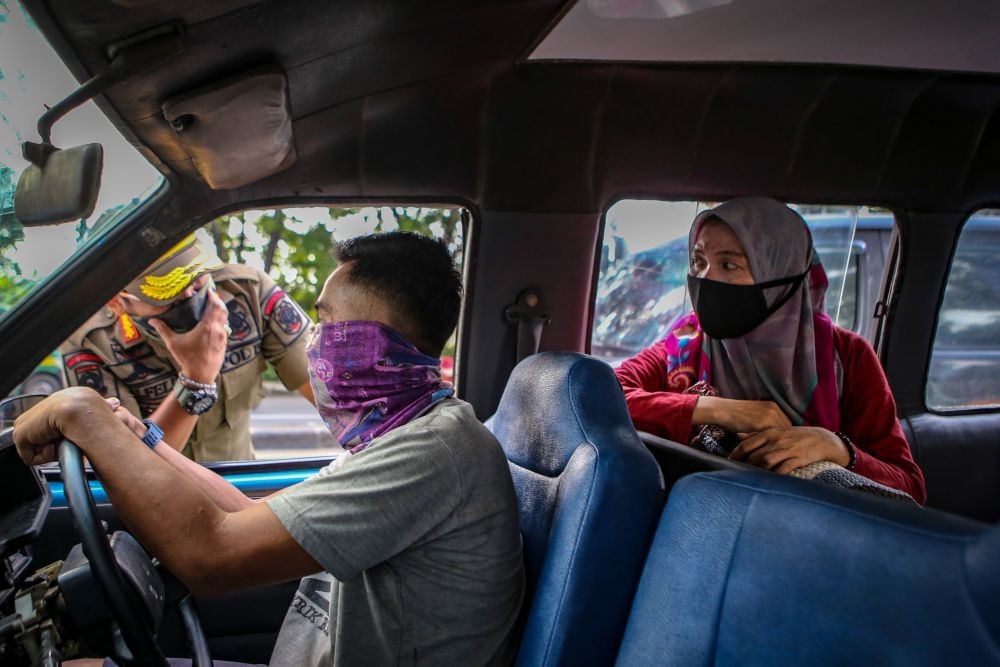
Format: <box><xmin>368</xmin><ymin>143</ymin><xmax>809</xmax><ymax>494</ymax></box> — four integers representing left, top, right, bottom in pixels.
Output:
<box><xmin>16</xmin><ymin>350</ymin><xmax>62</xmax><ymax>396</ymax></box>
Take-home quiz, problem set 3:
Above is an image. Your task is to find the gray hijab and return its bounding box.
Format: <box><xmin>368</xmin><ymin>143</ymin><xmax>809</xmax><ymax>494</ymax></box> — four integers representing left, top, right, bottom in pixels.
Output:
<box><xmin>689</xmin><ymin>196</ymin><xmax>821</xmax><ymax>423</ymax></box>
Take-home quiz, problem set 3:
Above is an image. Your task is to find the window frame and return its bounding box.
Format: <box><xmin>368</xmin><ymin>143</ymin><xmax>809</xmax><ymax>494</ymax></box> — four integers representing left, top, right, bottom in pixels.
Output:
<box><xmin>184</xmin><ymin>201</ymin><xmax>473</xmax><ymax>465</ymax></box>
<box><xmin>9</xmin><ymin>198</ymin><xmax>474</xmax><ymax>477</ymax></box>
<box><xmin>587</xmin><ymin>195</ymin><xmax>887</xmax><ymax>362</ymax></box>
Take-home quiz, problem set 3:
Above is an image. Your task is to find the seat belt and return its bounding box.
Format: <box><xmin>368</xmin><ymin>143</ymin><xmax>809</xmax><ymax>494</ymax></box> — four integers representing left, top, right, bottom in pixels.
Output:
<box><xmin>505</xmin><ymin>289</ymin><xmax>550</xmax><ymax>364</ymax></box>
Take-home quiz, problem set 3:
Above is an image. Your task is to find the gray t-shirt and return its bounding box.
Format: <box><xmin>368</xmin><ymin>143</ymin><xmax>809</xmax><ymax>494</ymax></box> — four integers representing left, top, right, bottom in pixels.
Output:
<box><xmin>266</xmin><ymin>398</ymin><xmax>525</xmax><ymax>666</ymax></box>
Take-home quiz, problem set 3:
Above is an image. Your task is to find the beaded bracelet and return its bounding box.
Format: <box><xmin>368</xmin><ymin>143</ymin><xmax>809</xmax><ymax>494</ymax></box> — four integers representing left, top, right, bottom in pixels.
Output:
<box><xmin>177</xmin><ymin>371</ymin><xmax>217</xmax><ymax>392</ymax></box>
<box><xmin>834</xmin><ymin>431</ymin><xmax>857</xmax><ymax>469</ymax></box>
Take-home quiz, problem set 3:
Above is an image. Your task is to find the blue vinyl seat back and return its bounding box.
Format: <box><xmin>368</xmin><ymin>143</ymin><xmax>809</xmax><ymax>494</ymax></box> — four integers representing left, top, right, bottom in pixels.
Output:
<box><xmin>617</xmin><ymin>470</ymin><xmax>1000</xmax><ymax>666</ymax></box>
<box><xmin>489</xmin><ymin>352</ymin><xmax>664</xmax><ymax>667</ymax></box>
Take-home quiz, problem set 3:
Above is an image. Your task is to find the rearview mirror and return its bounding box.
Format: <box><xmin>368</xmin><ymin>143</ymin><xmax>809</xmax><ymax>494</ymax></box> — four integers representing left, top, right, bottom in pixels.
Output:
<box><xmin>14</xmin><ymin>143</ymin><xmax>104</xmax><ymax>226</ymax></box>
<box><xmin>12</xmin><ymin>25</ymin><xmax>182</xmax><ymax>226</ymax></box>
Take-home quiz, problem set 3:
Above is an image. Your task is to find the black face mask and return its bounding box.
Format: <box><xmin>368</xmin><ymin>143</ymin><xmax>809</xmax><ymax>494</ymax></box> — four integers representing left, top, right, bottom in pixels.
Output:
<box><xmin>687</xmin><ymin>269</ymin><xmax>809</xmax><ymax>340</ymax></box>
<box><xmin>135</xmin><ymin>281</ymin><xmax>211</xmax><ymax>334</ymax></box>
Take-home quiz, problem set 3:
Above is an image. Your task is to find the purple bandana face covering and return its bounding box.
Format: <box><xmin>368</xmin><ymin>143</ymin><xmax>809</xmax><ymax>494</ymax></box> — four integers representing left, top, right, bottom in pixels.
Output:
<box><xmin>306</xmin><ymin>320</ymin><xmax>454</xmax><ymax>453</ymax></box>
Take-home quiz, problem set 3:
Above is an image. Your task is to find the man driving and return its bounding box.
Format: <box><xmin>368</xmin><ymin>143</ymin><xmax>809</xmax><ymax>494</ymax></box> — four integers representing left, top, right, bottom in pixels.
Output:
<box><xmin>15</xmin><ymin>232</ymin><xmax>525</xmax><ymax>666</ymax></box>
<box><xmin>60</xmin><ymin>234</ymin><xmax>314</xmax><ymax>461</ymax></box>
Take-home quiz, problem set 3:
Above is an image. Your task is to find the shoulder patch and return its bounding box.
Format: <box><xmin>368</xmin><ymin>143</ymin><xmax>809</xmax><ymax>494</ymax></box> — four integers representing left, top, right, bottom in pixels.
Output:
<box><xmin>261</xmin><ymin>284</ymin><xmax>309</xmax><ymax>342</ymax></box>
<box><xmin>65</xmin><ymin>352</ymin><xmax>103</xmax><ymax>369</ymax></box>
<box><xmin>273</xmin><ymin>298</ymin><xmax>305</xmax><ymax>336</ymax></box>
<box><xmin>65</xmin><ymin>352</ymin><xmax>109</xmax><ymax>395</ymax></box>
<box><xmin>263</xmin><ymin>286</ymin><xmax>286</xmax><ymax>317</ymax></box>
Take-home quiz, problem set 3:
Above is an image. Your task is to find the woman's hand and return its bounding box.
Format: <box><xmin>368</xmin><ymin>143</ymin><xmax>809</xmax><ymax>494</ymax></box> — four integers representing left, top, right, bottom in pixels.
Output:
<box><xmin>693</xmin><ymin>396</ymin><xmax>791</xmax><ymax>433</ymax></box>
<box><xmin>728</xmin><ymin>426</ymin><xmax>850</xmax><ymax>473</ymax></box>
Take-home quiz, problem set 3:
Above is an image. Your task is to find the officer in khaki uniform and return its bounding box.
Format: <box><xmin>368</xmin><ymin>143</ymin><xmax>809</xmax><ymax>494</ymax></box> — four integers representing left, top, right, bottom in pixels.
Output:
<box><xmin>62</xmin><ymin>235</ymin><xmax>314</xmax><ymax>461</ymax></box>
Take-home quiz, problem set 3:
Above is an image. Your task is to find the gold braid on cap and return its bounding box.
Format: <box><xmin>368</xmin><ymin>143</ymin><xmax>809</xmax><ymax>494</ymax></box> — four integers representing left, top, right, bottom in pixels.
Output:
<box><xmin>140</xmin><ymin>242</ymin><xmax>223</xmax><ymax>301</ymax></box>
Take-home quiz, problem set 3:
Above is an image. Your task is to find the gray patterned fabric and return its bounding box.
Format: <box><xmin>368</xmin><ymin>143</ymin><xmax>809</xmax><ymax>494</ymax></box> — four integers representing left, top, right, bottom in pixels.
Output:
<box><xmin>789</xmin><ymin>461</ymin><xmax>917</xmax><ymax>503</ymax></box>
<box><xmin>685</xmin><ymin>382</ymin><xmax>915</xmax><ymax>504</ymax></box>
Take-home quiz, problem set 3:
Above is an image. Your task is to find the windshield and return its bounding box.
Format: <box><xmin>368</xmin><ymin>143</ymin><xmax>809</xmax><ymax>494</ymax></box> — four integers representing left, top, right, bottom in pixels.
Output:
<box><xmin>0</xmin><ymin>1</ymin><xmax>164</xmax><ymax>321</ymax></box>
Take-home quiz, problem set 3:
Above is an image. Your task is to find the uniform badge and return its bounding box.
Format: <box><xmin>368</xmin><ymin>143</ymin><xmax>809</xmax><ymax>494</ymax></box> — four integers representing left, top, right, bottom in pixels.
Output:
<box><xmin>273</xmin><ymin>298</ymin><xmax>304</xmax><ymax>336</ymax></box>
<box><xmin>227</xmin><ymin>303</ymin><xmax>253</xmax><ymax>341</ymax></box>
<box><xmin>65</xmin><ymin>352</ymin><xmax>108</xmax><ymax>395</ymax></box>
<box><xmin>120</xmin><ymin>314</ymin><xmax>141</xmax><ymax>343</ymax></box>
<box><xmin>263</xmin><ymin>288</ymin><xmax>286</xmax><ymax>318</ymax></box>
<box><xmin>264</xmin><ymin>287</ymin><xmax>306</xmax><ymax>337</ymax></box>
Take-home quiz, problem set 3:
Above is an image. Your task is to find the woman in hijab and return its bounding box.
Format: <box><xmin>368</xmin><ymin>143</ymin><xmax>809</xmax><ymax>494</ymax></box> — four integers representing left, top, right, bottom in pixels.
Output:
<box><xmin>615</xmin><ymin>196</ymin><xmax>926</xmax><ymax>503</ymax></box>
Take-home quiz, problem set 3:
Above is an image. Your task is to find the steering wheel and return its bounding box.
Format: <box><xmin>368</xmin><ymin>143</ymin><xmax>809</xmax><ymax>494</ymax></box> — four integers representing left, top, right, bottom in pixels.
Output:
<box><xmin>58</xmin><ymin>438</ymin><xmax>211</xmax><ymax>667</ymax></box>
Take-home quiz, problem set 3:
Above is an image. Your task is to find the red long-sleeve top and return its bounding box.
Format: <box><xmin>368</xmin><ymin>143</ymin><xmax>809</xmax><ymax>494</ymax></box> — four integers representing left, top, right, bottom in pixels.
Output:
<box><xmin>615</xmin><ymin>327</ymin><xmax>927</xmax><ymax>504</ymax></box>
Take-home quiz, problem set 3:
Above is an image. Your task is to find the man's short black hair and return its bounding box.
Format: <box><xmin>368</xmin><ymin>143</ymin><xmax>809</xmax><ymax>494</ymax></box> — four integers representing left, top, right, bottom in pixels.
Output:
<box><xmin>335</xmin><ymin>232</ymin><xmax>462</xmax><ymax>357</ymax></box>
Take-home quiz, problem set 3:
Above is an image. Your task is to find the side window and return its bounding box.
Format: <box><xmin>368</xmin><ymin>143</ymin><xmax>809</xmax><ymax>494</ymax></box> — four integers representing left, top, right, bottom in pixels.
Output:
<box><xmin>58</xmin><ymin>206</ymin><xmax>465</xmax><ymax>462</ymax></box>
<box><xmin>926</xmin><ymin>209</ymin><xmax>1000</xmax><ymax>411</ymax></box>
<box><xmin>592</xmin><ymin>200</ymin><xmax>881</xmax><ymax>364</ymax></box>
<box><xmin>220</xmin><ymin>206</ymin><xmax>465</xmax><ymax>460</ymax></box>
<box><xmin>594</xmin><ymin>201</ymin><xmax>697</xmax><ymax>362</ymax></box>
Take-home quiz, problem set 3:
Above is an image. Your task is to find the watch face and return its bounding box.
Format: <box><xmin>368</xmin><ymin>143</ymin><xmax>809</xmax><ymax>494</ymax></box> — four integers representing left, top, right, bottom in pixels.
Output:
<box><xmin>191</xmin><ymin>396</ymin><xmax>215</xmax><ymax>415</ymax></box>
<box><xmin>177</xmin><ymin>385</ymin><xmax>217</xmax><ymax>415</ymax></box>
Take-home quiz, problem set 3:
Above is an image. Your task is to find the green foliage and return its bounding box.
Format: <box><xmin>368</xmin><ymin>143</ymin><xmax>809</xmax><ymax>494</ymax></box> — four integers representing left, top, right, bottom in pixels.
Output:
<box><xmin>0</xmin><ymin>163</ymin><xmax>32</xmax><ymax>310</ymax></box>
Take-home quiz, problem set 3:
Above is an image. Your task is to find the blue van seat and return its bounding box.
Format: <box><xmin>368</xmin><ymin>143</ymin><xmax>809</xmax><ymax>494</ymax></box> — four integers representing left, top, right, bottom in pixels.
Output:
<box><xmin>617</xmin><ymin>470</ymin><xmax>1000</xmax><ymax>666</ymax></box>
<box><xmin>489</xmin><ymin>352</ymin><xmax>664</xmax><ymax>667</ymax></box>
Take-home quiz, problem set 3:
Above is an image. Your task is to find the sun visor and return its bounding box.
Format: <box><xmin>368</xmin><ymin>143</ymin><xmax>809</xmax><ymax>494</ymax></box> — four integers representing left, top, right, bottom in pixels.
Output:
<box><xmin>162</xmin><ymin>66</ymin><xmax>296</xmax><ymax>190</ymax></box>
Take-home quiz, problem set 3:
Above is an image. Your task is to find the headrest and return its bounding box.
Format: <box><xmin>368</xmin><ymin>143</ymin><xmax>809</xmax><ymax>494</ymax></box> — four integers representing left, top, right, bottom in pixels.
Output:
<box><xmin>492</xmin><ymin>352</ymin><xmax>637</xmax><ymax>477</ymax></box>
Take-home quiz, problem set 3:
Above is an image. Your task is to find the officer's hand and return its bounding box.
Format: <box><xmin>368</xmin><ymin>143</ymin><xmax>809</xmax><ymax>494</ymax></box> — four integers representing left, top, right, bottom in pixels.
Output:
<box><xmin>13</xmin><ymin>388</ymin><xmax>108</xmax><ymax>465</ymax></box>
<box><xmin>149</xmin><ymin>290</ymin><xmax>229</xmax><ymax>384</ymax></box>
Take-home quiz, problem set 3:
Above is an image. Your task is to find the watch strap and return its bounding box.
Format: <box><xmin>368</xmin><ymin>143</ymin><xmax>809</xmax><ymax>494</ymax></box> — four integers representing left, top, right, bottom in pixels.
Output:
<box><xmin>141</xmin><ymin>419</ymin><xmax>164</xmax><ymax>449</ymax></box>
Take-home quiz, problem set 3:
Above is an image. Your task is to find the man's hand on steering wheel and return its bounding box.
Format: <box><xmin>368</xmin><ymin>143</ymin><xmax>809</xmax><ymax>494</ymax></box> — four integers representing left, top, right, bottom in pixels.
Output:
<box><xmin>11</xmin><ymin>387</ymin><xmax>114</xmax><ymax>465</ymax></box>
<box><xmin>11</xmin><ymin>388</ymin><xmax>208</xmax><ymax>666</ymax></box>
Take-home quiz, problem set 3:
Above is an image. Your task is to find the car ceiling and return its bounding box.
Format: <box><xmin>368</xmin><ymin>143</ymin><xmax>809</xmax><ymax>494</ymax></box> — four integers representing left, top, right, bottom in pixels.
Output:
<box><xmin>25</xmin><ymin>0</ymin><xmax>1000</xmax><ymax>216</ymax></box>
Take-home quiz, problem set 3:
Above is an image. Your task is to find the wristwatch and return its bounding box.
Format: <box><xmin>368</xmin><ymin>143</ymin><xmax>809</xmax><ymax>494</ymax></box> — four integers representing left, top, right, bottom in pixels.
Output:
<box><xmin>175</xmin><ymin>372</ymin><xmax>218</xmax><ymax>416</ymax></box>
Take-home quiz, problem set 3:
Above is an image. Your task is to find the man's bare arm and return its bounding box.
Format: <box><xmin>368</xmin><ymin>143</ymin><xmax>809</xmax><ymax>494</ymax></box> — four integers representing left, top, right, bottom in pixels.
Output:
<box><xmin>152</xmin><ymin>438</ymin><xmax>258</xmax><ymax>511</ymax></box>
<box><xmin>15</xmin><ymin>389</ymin><xmax>321</xmax><ymax>597</ymax></box>
<box><xmin>109</xmin><ymin>399</ymin><xmax>295</xmax><ymax>511</ymax></box>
